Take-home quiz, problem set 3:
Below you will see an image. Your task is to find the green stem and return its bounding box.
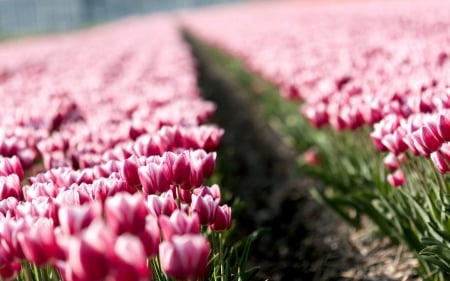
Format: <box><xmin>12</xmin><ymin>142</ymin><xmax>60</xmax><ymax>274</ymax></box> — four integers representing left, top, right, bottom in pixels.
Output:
<box><xmin>175</xmin><ymin>184</ymin><xmax>181</xmax><ymax>210</ymax></box>
<box><xmin>22</xmin><ymin>262</ymin><xmax>33</xmax><ymax>281</ymax></box>
<box><xmin>218</xmin><ymin>232</ymin><xmax>225</xmax><ymax>281</ymax></box>
<box><xmin>32</xmin><ymin>263</ymin><xmax>41</xmax><ymax>281</ymax></box>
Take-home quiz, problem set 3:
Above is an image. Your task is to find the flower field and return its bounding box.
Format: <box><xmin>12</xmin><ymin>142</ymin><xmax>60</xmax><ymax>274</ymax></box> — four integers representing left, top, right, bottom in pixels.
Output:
<box><xmin>0</xmin><ymin>16</ymin><xmax>252</xmax><ymax>281</ymax></box>
<box><xmin>2</xmin><ymin>0</ymin><xmax>450</xmax><ymax>280</ymax></box>
<box><xmin>183</xmin><ymin>0</ymin><xmax>450</xmax><ymax>280</ymax></box>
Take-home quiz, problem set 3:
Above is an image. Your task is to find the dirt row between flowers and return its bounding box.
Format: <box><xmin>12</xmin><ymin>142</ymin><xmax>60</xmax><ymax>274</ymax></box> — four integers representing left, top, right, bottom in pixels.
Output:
<box><xmin>185</xmin><ymin>34</ymin><xmax>420</xmax><ymax>281</ymax></box>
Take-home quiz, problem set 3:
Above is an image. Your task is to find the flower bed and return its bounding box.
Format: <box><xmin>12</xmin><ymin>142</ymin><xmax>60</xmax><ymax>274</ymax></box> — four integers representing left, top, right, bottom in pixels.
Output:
<box><xmin>0</xmin><ymin>16</ymin><xmax>251</xmax><ymax>281</ymax></box>
<box><xmin>183</xmin><ymin>0</ymin><xmax>450</xmax><ymax>279</ymax></box>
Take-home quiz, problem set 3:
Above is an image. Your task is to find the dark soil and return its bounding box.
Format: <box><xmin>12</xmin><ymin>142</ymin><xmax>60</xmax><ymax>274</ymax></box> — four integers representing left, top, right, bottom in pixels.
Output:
<box><xmin>186</xmin><ymin>35</ymin><xmax>420</xmax><ymax>281</ymax></box>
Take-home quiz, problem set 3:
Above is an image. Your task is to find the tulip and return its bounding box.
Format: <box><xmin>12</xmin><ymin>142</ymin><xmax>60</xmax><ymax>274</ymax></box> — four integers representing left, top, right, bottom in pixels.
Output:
<box><xmin>66</xmin><ymin>220</ymin><xmax>115</xmax><ymax>281</ymax></box>
<box><xmin>437</xmin><ymin>114</ymin><xmax>450</xmax><ymax>142</ymax></box>
<box><xmin>430</xmin><ymin>151</ymin><xmax>450</xmax><ymax>174</ymax></box>
<box><xmin>191</xmin><ymin>194</ymin><xmax>218</xmax><ymax>225</ymax></box>
<box><xmin>211</xmin><ymin>204</ymin><xmax>232</xmax><ymax>232</ymax></box>
<box><xmin>159</xmin><ymin>234</ymin><xmax>210</xmax><ymax>281</ymax></box>
<box><xmin>0</xmin><ymin>262</ymin><xmax>21</xmax><ymax>281</ymax></box>
<box><xmin>147</xmin><ymin>192</ymin><xmax>178</xmax><ymax>217</ymax></box>
<box><xmin>17</xmin><ymin>217</ymin><xmax>64</xmax><ymax>265</ymax></box>
<box><xmin>120</xmin><ymin>156</ymin><xmax>141</xmax><ymax>188</ymax></box>
<box><xmin>111</xmin><ymin>234</ymin><xmax>150</xmax><ymax>281</ymax></box>
<box><xmin>104</xmin><ymin>192</ymin><xmax>148</xmax><ymax>235</ymax></box>
<box><xmin>158</xmin><ymin>210</ymin><xmax>201</xmax><ymax>241</ymax></box>
<box><xmin>0</xmin><ymin>174</ymin><xmax>22</xmax><ymax>200</ymax></box>
<box><xmin>0</xmin><ymin>156</ymin><xmax>24</xmax><ymax>182</ymax></box>
<box><xmin>138</xmin><ymin>215</ymin><xmax>160</xmax><ymax>257</ymax></box>
<box><xmin>383</xmin><ymin>152</ymin><xmax>400</xmax><ymax>171</ymax></box>
<box><xmin>171</xmin><ymin>153</ymin><xmax>191</xmax><ymax>184</ymax></box>
<box><xmin>193</xmin><ymin>184</ymin><xmax>221</xmax><ymax>204</ymax></box>
<box><xmin>58</xmin><ymin>202</ymin><xmax>102</xmax><ymax>235</ymax></box>
<box><xmin>138</xmin><ymin>162</ymin><xmax>171</xmax><ymax>195</ymax></box>
<box><xmin>387</xmin><ymin>169</ymin><xmax>406</xmax><ymax>187</ymax></box>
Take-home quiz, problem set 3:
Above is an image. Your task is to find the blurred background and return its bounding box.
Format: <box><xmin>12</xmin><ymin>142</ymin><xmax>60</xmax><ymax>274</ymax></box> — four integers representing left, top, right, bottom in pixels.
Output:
<box><xmin>0</xmin><ymin>0</ymin><xmax>247</xmax><ymax>37</ymax></box>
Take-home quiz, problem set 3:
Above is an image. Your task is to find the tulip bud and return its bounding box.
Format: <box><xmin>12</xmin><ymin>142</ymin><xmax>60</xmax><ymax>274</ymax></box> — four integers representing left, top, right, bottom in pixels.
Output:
<box><xmin>201</xmin><ymin>152</ymin><xmax>216</xmax><ymax>179</ymax></box>
<box><xmin>159</xmin><ymin>234</ymin><xmax>210</xmax><ymax>281</ymax></box>
<box><xmin>120</xmin><ymin>156</ymin><xmax>141</xmax><ymax>188</ymax></box>
<box><xmin>211</xmin><ymin>205</ymin><xmax>232</xmax><ymax>232</ymax></box>
<box><xmin>172</xmin><ymin>153</ymin><xmax>191</xmax><ymax>184</ymax></box>
<box><xmin>387</xmin><ymin>169</ymin><xmax>406</xmax><ymax>187</ymax></box>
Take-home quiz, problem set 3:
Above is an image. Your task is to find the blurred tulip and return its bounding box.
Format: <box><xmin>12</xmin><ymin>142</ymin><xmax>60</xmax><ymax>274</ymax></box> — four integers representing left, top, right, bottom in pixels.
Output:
<box><xmin>387</xmin><ymin>169</ymin><xmax>406</xmax><ymax>187</ymax></box>
<box><xmin>104</xmin><ymin>192</ymin><xmax>148</xmax><ymax>235</ymax></box>
<box><xmin>0</xmin><ymin>174</ymin><xmax>22</xmax><ymax>200</ymax></box>
<box><xmin>159</xmin><ymin>234</ymin><xmax>210</xmax><ymax>281</ymax></box>
<box><xmin>158</xmin><ymin>210</ymin><xmax>200</xmax><ymax>241</ymax></box>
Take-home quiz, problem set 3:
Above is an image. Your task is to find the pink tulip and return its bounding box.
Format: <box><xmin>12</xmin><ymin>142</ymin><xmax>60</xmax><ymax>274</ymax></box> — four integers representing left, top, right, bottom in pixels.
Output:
<box><xmin>17</xmin><ymin>217</ymin><xmax>64</xmax><ymax>265</ymax></box>
<box><xmin>66</xmin><ymin>220</ymin><xmax>115</xmax><ymax>281</ymax></box>
<box><xmin>138</xmin><ymin>215</ymin><xmax>160</xmax><ymax>257</ymax></box>
<box><xmin>158</xmin><ymin>210</ymin><xmax>200</xmax><ymax>241</ymax></box>
<box><xmin>120</xmin><ymin>156</ymin><xmax>141</xmax><ymax>188</ymax></box>
<box><xmin>437</xmin><ymin>114</ymin><xmax>450</xmax><ymax>142</ymax></box>
<box><xmin>0</xmin><ymin>198</ymin><xmax>18</xmax><ymax>217</ymax></box>
<box><xmin>191</xmin><ymin>194</ymin><xmax>218</xmax><ymax>225</ymax></box>
<box><xmin>111</xmin><ymin>234</ymin><xmax>150</xmax><ymax>281</ymax></box>
<box><xmin>211</xmin><ymin>204</ymin><xmax>232</xmax><ymax>232</ymax></box>
<box><xmin>159</xmin><ymin>234</ymin><xmax>210</xmax><ymax>281</ymax></box>
<box><xmin>147</xmin><ymin>192</ymin><xmax>178</xmax><ymax>217</ymax></box>
<box><xmin>0</xmin><ymin>156</ymin><xmax>24</xmax><ymax>182</ymax></box>
<box><xmin>138</xmin><ymin>162</ymin><xmax>171</xmax><ymax>195</ymax></box>
<box><xmin>0</xmin><ymin>261</ymin><xmax>21</xmax><ymax>281</ymax></box>
<box><xmin>383</xmin><ymin>153</ymin><xmax>400</xmax><ymax>171</ymax></box>
<box><xmin>58</xmin><ymin>202</ymin><xmax>102</xmax><ymax>235</ymax></box>
<box><xmin>387</xmin><ymin>169</ymin><xmax>406</xmax><ymax>187</ymax></box>
<box><xmin>193</xmin><ymin>184</ymin><xmax>221</xmax><ymax>203</ymax></box>
<box><xmin>171</xmin><ymin>153</ymin><xmax>191</xmax><ymax>184</ymax></box>
<box><xmin>104</xmin><ymin>192</ymin><xmax>148</xmax><ymax>235</ymax></box>
<box><xmin>430</xmin><ymin>151</ymin><xmax>450</xmax><ymax>174</ymax></box>
<box><xmin>0</xmin><ymin>174</ymin><xmax>22</xmax><ymax>200</ymax></box>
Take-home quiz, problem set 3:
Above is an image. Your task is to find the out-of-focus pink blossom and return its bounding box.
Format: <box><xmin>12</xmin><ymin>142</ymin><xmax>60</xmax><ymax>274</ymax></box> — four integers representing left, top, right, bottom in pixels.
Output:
<box><xmin>0</xmin><ymin>156</ymin><xmax>24</xmax><ymax>182</ymax></box>
<box><xmin>104</xmin><ymin>192</ymin><xmax>148</xmax><ymax>235</ymax></box>
<box><xmin>158</xmin><ymin>210</ymin><xmax>200</xmax><ymax>241</ymax></box>
<box><xmin>387</xmin><ymin>169</ymin><xmax>406</xmax><ymax>187</ymax></box>
<box><xmin>0</xmin><ymin>174</ymin><xmax>22</xmax><ymax>200</ymax></box>
<box><xmin>159</xmin><ymin>234</ymin><xmax>210</xmax><ymax>281</ymax></box>
<box><xmin>0</xmin><ymin>261</ymin><xmax>21</xmax><ymax>281</ymax></box>
<box><xmin>147</xmin><ymin>192</ymin><xmax>178</xmax><ymax>217</ymax></box>
<box><xmin>17</xmin><ymin>217</ymin><xmax>64</xmax><ymax>265</ymax></box>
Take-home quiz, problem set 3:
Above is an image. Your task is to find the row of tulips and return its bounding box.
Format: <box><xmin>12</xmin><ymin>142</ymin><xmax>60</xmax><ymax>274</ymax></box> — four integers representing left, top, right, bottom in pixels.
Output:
<box><xmin>0</xmin><ymin>15</ymin><xmax>251</xmax><ymax>281</ymax></box>
<box><xmin>183</xmin><ymin>0</ymin><xmax>450</xmax><ymax>279</ymax></box>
